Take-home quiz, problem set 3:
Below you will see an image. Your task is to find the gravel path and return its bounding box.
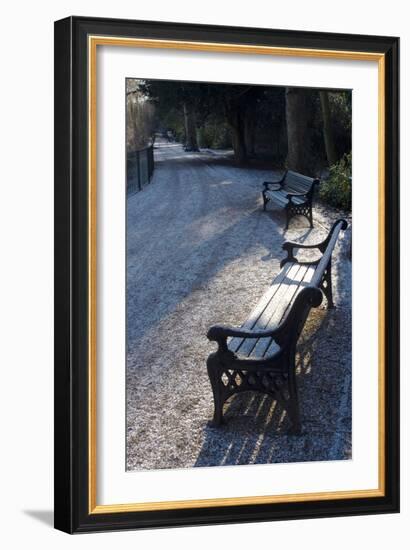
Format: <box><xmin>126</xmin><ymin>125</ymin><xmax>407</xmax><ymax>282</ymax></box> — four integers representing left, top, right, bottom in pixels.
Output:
<box><xmin>126</xmin><ymin>141</ymin><xmax>352</xmax><ymax>471</ymax></box>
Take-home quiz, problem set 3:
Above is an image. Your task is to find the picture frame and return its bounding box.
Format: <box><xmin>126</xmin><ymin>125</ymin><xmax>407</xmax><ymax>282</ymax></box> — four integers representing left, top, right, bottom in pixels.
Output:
<box><xmin>54</xmin><ymin>16</ymin><xmax>399</xmax><ymax>533</ymax></box>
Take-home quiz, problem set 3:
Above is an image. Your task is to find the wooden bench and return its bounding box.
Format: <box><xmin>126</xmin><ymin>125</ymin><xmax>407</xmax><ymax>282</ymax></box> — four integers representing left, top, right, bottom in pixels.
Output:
<box><xmin>262</xmin><ymin>170</ymin><xmax>320</xmax><ymax>228</ymax></box>
<box><xmin>206</xmin><ymin>219</ymin><xmax>347</xmax><ymax>433</ymax></box>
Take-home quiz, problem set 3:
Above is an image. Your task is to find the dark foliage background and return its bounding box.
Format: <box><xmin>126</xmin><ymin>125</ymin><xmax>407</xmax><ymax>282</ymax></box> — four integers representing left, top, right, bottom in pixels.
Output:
<box><xmin>127</xmin><ymin>79</ymin><xmax>352</xmax><ymax>209</ymax></box>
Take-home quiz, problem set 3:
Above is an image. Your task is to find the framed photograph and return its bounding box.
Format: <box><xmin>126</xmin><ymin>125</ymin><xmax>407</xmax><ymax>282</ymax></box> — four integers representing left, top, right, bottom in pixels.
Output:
<box><xmin>54</xmin><ymin>16</ymin><xmax>399</xmax><ymax>533</ymax></box>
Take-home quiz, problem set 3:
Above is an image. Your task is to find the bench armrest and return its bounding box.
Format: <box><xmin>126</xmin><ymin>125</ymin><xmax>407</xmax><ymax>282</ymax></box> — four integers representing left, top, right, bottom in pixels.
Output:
<box><xmin>263</xmin><ymin>171</ymin><xmax>286</xmax><ymax>191</ymax></box>
<box><xmin>263</xmin><ymin>180</ymin><xmax>283</xmax><ymax>191</ymax></box>
<box><xmin>286</xmin><ymin>191</ymin><xmax>308</xmax><ymax>204</ymax></box>
<box><xmin>282</xmin><ymin>239</ymin><xmax>320</xmax><ymax>252</ymax></box>
<box><xmin>286</xmin><ymin>191</ymin><xmax>307</xmax><ymax>198</ymax></box>
<box><xmin>280</xmin><ymin>218</ymin><xmax>348</xmax><ymax>266</ymax></box>
<box><xmin>208</xmin><ymin>325</ymin><xmax>278</xmax><ymax>341</ymax></box>
<box><xmin>207</xmin><ymin>324</ymin><xmax>283</xmax><ymax>354</ymax></box>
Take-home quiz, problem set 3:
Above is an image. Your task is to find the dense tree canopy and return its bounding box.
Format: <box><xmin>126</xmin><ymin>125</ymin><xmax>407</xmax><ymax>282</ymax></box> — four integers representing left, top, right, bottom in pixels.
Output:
<box><xmin>127</xmin><ymin>78</ymin><xmax>351</xmax><ymax>177</ymax></box>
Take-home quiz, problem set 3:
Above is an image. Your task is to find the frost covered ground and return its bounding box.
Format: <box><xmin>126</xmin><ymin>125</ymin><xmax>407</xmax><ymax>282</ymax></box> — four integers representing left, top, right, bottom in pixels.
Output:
<box><xmin>126</xmin><ymin>141</ymin><xmax>352</xmax><ymax>471</ymax></box>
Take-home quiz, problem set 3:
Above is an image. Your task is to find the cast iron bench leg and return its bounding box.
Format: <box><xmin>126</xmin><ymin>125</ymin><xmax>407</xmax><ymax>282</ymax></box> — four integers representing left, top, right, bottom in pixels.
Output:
<box><xmin>322</xmin><ymin>260</ymin><xmax>335</xmax><ymax>309</ymax></box>
<box><xmin>207</xmin><ymin>354</ymin><xmax>225</xmax><ymax>426</ymax></box>
<box><xmin>262</xmin><ymin>191</ymin><xmax>269</xmax><ymax>211</ymax></box>
<box><xmin>285</xmin><ymin>207</ymin><xmax>291</xmax><ymax>230</ymax></box>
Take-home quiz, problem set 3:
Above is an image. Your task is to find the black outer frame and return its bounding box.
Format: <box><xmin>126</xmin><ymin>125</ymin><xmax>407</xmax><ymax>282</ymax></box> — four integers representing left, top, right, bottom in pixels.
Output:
<box><xmin>54</xmin><ymin>16</ymin><xmax>400</xmax><ymax>534</ymax></box>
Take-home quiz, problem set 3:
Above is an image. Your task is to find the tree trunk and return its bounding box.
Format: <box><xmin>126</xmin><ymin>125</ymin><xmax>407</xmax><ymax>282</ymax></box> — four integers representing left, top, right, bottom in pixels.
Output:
<box><xmin>223</xmin><ymin>94</ymin><xmax>248</xmax><ymax>164</ymax></box>
<box><xmin>244</xmin><ymin>114</ymin><xmax>255</xmax><ymax>158</ymax></box>
<box><xmin>183</xmin><ymin>103</ymin><xmax>199</xmax><ymax>151</ymax></box>
<box><xmin>231</xmin><ymin>119</ymin><xmax>247</xmax><ymax>164</ymax></box>
<box><xmin>285</xmin><ymin>88</ymin><xmax>310</xmax><ymax>174</ymax></box>
<box><xmin>319</xmin><ymin>91</ymin><xmax>337</xmax><ymax>166</ymax></box>
<box><xmin>126</xmin><ymin>93</ymin><xmax>140</xmax><ymax>151</ymax></box>
<box><xmin>226</xmin><ymin>106</ymin><xmax>247</xmax><ymax>164</ymax></box>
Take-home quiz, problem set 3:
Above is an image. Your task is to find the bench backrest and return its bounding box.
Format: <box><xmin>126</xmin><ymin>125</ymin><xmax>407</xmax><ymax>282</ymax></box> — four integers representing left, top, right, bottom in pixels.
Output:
<box><xmin>283</xmin><ymin>170</ymin><xmax>320</xmax><ymax>197</ymax></box>
<box><xmin>310</xmin><ymin>219</ymin><xmax>347</xmax><ymax>287</ymax></box>
<box><xmin>275</xmin><ymin>219</ymin><xmax>347</xmax><ymax>345</ymax></box>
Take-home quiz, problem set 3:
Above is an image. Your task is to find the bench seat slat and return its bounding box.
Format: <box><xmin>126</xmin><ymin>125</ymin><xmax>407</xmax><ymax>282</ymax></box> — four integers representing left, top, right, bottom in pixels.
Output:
<box><xmin>265</xmin><ymin>190</ymin><xmax>289</xmax><ymax>207</ymax></box>
<box><xmin>229</xmin><ymin>263</ymin><xmax>316</xmax><ymax>358</ymax></box>
<box><xmin>242</xmin><ymin>265</ymin><xmax>311</xmax><ymax>358</ymax></box>
<box><xmin>228</xmin><ymin>262</ymin><xmax>295</xmax><ymax>352</ymax></box>
<box><xmin>234</xmin><ymin>264</ymin><xmax>306</xmax><ymax>356</ymax></box>
<box><xmin>249</xmin><ymin>264</ymin><xmax>317</xmax><ymax>358</ymax></box>
<box><xmin>287</xmin><ymin>196</ymin><xmax>305</xmax><ymax>205</ymax></box>
<box><xmin>265</xmin><ymin>189</ymin><xmax>305</xmax><ymax>207</ymax></box>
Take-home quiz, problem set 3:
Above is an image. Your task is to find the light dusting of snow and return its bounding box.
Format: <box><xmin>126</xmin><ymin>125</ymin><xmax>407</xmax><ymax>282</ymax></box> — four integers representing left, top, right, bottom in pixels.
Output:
<box><xmin>126</xmin><ymin>141</ymin><xmax>352</xmax><ymax>471</ymax></box>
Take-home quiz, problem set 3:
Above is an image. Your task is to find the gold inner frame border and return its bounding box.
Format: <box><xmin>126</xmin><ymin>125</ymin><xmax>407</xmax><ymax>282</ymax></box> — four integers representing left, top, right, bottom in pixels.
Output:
<box><xmin>87</xmin><ymin>35</ymin><xmax>386</xmax><ymax>514</ymax></box>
